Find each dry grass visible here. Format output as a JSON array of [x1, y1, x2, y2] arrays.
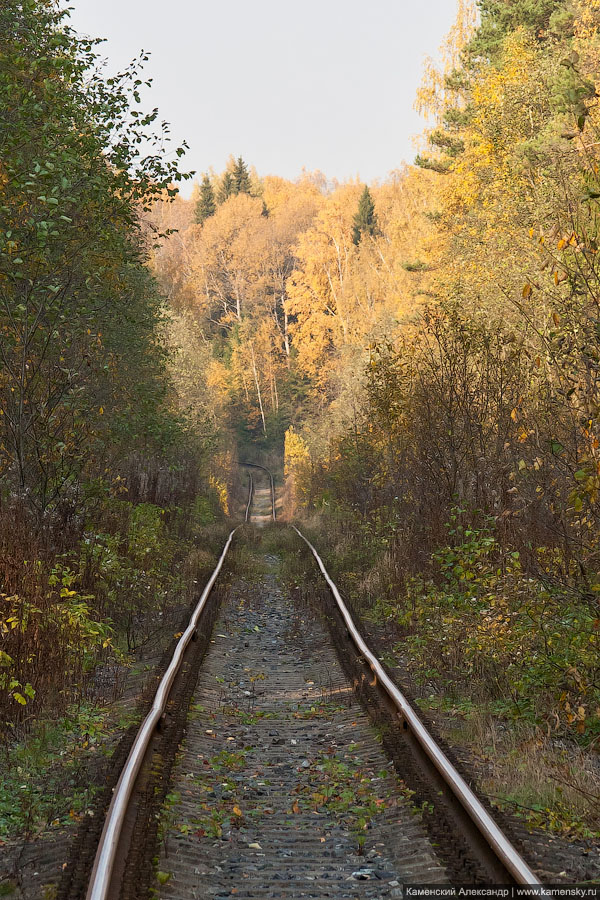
[[439, 707, 600, 837]]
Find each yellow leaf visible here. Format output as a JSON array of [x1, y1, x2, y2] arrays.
[[99, 406, 104, 415], [552, 312, 560, 326], [522, 283, 532, 298], [557, 238, 566, 250], [233, 805, 242, 817]]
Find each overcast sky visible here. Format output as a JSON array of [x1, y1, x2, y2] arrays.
[[67, 0, 458, 194]]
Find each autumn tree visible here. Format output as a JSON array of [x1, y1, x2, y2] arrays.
[[150, 169, 325, 447], [414, 0, 476, 172], [0, 0, 219, 729], [0, 0, 190, 513], [279, 0, 600, 755]]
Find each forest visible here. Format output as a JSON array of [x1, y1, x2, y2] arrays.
[[1, 0, 600, 867]]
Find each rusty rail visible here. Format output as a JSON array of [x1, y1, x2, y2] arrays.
[[292, 525, 552, 895], [85, 527, 239, 900], [244, 473, 253, 523]]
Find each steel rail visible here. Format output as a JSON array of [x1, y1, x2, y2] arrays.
[[292, 524, 552, 895], [239, 461, 276, 521], [85, 527, 239, 900], [244, 473, 253, 523]]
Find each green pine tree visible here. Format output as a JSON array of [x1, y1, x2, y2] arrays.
[[218, 171, 234, 203], [352, 186, 378, 246], [195, 174, 216, 225], [232, 156, 252, 195], [468, 0, 567, 60]]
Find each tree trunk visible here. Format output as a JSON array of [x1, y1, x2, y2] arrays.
[[250, 343, 267, 436]]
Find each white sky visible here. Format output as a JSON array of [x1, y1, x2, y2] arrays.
[[66, 0, 459, 195]]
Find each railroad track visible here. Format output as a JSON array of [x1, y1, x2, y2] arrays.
[[61, 466, 560, 900], [241, 462, 276, 523]]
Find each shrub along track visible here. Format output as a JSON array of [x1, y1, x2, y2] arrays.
[[0, 572, 205, 900], [55, 491, 599, 899]]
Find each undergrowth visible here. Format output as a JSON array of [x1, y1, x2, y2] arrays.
[[0, 701, 139, 840], [0, 482, 228, 843]]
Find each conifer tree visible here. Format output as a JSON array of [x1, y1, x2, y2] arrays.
[[218, 171, 234, 203], [195, 174, 216, 224], [232, 156, 252, 195], [468, 0, 565, 60], [352, 185, 378, 245]]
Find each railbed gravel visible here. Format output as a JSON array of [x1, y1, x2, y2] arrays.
[[156, 556, 448, 899]]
